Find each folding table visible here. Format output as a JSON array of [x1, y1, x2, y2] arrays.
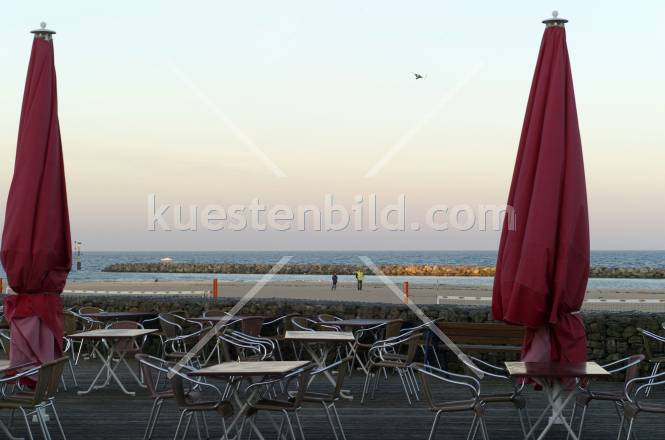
[[505, 361, 609, 440], [71, 328, 157, 396], [284, 331, 355, 400], [190, 360, 311, 440]]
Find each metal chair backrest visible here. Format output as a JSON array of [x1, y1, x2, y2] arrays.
[[384, 320, 403, 339], [291, 316, 316, 332], [159, 313, 185, 338], [106, 320, 143, 330], [78, 306, 103, 315], [413, 363, 481, 410], [289, 365, 314, 408], [240, 317, 264, 336], [44, 356, 70, 399], [624, 354, 646, 394], [317, 314, 341, 323], [638, 328, 663, 361], [63, 310, 79, 334], [136, 353, 170, 398]]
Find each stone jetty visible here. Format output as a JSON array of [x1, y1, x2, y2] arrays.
[[102, 262, 665, 278]]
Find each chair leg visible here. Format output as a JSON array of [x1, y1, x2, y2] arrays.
[[283, 411, 298, 440], [645, 362, 660, 397], [478, 416, 490, 440], [322, 403, 339, 440], [360, 372, 372, 404], [201, 412, 210, 439], [20, 408, 34, 440], [625, 417, 635, 440], [35, 408, 52, 440], [331, 403, 347, 440], [144, 399, 159, 440], [294, 410, 306, 440], [49, 402, 67, 440], [428, 411, 442, 440], [466, 414, 479, 440], [182, 412, 194, 440], [577, 404, 588, 440], [191, 413, 201, 440], [149, 400, 165, 439], [397, 370, 412, 405], [173, 410, 187, 440], [516, 407, 528, 439]]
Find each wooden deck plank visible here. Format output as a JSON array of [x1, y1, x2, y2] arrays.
[[4, 359, 665, 439]]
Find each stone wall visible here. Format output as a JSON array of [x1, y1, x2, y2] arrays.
[[64, 294, 665, 375]]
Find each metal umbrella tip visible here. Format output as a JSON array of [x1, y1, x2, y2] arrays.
[[31, 21, 56, 38], [542, 10, 568, 26]]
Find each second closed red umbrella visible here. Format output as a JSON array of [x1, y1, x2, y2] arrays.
[[492, 13, 590, 364]]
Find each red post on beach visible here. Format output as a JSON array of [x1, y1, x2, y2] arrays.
[[403, 281, 409, 304], [212, 278, 219, 299]]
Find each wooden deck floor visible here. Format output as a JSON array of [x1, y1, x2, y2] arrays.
[[4, 359, 663, 440]]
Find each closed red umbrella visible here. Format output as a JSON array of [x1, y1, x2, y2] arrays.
[[1, 23, 70, 370], [492, 12, 589, 364]]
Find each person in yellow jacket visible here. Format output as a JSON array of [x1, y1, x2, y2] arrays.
[[355, 270, 364, 291]]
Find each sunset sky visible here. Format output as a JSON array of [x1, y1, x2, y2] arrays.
[[1, 0, 663, 251]]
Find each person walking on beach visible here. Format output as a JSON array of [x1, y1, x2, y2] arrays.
[[355, 270, 364, 291], [331, 272, 338, 290]]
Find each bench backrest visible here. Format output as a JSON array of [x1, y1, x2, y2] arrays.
[[437, 322, 524, 346]]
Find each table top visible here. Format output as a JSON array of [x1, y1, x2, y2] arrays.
[[319, 319, 402, 328], [69, 328, 158, 339], [284, 331, 355, 342], [190, 315, 266, 323], [81, 311, 158, 321], [191, 360, 310, 377], [0, 360, 37, 373], [504, 361, 610, 378]]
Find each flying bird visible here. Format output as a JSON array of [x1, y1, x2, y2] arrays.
[[413, 72, 425, 79]]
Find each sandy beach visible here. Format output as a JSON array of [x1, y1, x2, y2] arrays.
[[63, 280, 665, 311]]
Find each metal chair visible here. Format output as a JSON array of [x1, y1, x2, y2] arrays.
[[567, 354, 644, 440], [637, 328, 665, 396], [621, 366, 665, 439], [362, 331, 421, 404], [413, 363, 489, 440], [461, 355, 532, 438], [136, 354, 174, 440], [242, 364, 314, 440], [261, 313, 300, 360], [293, 356, 352, 440], [169, 367, 233, 440], [0, 357, 69, 440]]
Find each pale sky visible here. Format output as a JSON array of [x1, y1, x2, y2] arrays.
[[0, 0, 663, 251]]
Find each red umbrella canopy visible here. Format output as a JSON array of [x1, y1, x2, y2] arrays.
[[492, 17, 590, 363], [1, 28, 70, 362]]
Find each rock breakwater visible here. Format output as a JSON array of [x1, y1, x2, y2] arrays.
[[102, 263, 665, 278]]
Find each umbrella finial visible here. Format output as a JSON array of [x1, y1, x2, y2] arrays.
[[542, 10, 568, 27], [31, 21, 56, 40]]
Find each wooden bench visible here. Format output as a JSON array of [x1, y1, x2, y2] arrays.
[[437, 322, 525, 353]]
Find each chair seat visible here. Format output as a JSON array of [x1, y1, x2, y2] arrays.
[[249, 399, 295, 412], [183, 400, 233, 416], [431, 399, 479, 413], [481, 393, 526, 408], [287, 390, 335, 403], [626, 400, 665, 416], [576, 390, 622, 405], [0, 395, 38, 409]]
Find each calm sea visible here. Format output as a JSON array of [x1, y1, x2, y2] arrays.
[[2, 250, 665, 289]]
